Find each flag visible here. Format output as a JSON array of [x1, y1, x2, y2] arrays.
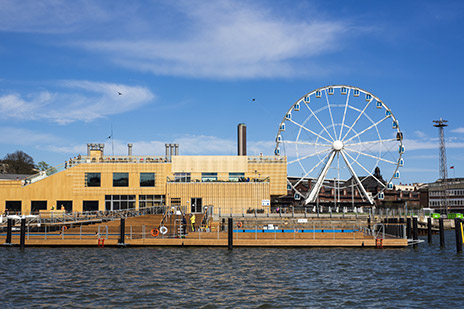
[[450, 166, 454, 169]]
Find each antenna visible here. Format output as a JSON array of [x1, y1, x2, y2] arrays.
[[433, 118, 449, 214], [111, 124, 114, 156]]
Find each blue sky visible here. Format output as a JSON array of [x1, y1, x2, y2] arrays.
[[0, 0, 463, 184]]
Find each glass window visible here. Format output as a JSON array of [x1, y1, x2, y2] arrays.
[[140, 173, 155, 187], [5, 201, 21, 213], [174, 173, 190, 183], [139, 195, 165, 208], [202, 173, 217, 182], [85, 173, 101, 187], [113, 173, 129, 187], [31, 201, 47, 213], [229, 172, 245, 182], [105, 195, 136, 211], [83, 200, 99, 212], [56, 200, 73, 212]]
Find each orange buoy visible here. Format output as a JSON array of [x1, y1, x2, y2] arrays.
[[237, 221, 243, 228], [151, 228, 160, 237]]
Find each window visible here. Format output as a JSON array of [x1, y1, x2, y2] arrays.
[[140, 173, 155, 187], [202, 173, 217, 182], [105, 195, 135, 211], [171, 198, 181, 206], [83, 200, 99, 212], [85, 173, 101, 187], [56, 200, 73, 212], [174, 173, 190, 183], [139, 195, 165, 208], [113, 173, 129, 187], [229, 172, 245, 182], [31, 201, 47, 213], [5, 201, 21, 213]]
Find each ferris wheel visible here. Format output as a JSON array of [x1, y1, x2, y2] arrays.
[[275, 85, 404, 205]]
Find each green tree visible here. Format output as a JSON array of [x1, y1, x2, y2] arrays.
[[2, 151, 36, 174], [37, 161, 50, 171]]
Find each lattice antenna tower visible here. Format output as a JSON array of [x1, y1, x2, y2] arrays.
[[433, 118, 448, 180]]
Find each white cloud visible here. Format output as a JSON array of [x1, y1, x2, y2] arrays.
[[451, 127, 464, 133], [76, 1, 350, 79], [0, 80, 155, 124]]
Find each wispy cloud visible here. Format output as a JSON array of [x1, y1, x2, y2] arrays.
[[0, 127, 63, 145], [76, 1, 350, 79], [0, 80, 155, 124], [451, 127, 464, 133]]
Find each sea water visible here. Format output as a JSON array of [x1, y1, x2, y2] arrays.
[[0, 231, 463, 307]]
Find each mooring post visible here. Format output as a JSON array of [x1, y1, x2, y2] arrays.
[[5, 218, 13, 245], [406, 217, 412, 239], [439, 218, 445, 247], [20, 217, 26, 250], [228, 217, 233, 250], [412, 217, 418, 246], [427, 217, 432, 244], [455, 219, 462, 253], [118, 218, 125, 246]]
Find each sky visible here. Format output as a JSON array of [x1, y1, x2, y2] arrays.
[[0, 0, 464, 184]]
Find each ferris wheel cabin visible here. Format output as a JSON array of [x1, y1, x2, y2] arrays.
[[294, 102, 300, 111], [328, 87, 334, 95], [341, 87, 347, 95], [315, 90, 322, 98], [353, 89, 360, 97]]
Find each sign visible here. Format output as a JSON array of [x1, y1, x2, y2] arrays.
[[262, 199, 270, 206], [297, 219, 308, 223]]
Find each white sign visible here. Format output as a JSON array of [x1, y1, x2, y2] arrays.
[[297, 219, 308, 223], [262, 199, 270, 206]]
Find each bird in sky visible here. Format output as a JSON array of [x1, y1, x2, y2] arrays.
[[252, 98, 255, 102], [118, 92, 122, 95]]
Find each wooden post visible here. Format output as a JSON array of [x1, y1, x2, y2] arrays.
[[228, 218, 233, 250], [118, 218, 125, 246], [427, 217, 432, 244], [455, 219, 462, 253], [412, 217, 418, 247], [406, 217, 411, 239], [20, 218, 26, 250], [5, 218, 12, 245], [439, 218, 445, 247]]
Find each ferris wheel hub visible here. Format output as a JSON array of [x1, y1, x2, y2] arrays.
[[332, 140, 344, 151]]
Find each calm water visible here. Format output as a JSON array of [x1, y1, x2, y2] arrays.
[[1, 231, 463, 308]]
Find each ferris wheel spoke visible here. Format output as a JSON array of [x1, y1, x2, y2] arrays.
[[303, 102, 335, 141], [292, 151, 332, 189], [287, 119, 333, 144], [305, 151, 336, 204], [339, 151, 374, 204], [343, 150, 387, 189], [341, 97, 373, 141], [344, 116, 389, 144], [344, 138, 397, 147], [288, 148, 332, 165], [324, 90, 338, 139], [338, 88, 351, 140], [281, 140, 331, 147], [344, 147, 396, 165]]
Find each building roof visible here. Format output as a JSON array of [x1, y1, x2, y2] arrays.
[[0, 174, 29, 180]]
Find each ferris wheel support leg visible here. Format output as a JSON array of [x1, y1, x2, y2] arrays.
[[340, 151, 374, 205], [305, 151, 336, 204]]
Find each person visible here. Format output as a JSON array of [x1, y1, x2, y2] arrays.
[[61, 205, 65, 211], [190, 214, 196, 232], [51, 205, 55, 210], [182, 216, 187, 236]]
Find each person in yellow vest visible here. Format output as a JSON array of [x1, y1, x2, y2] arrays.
[[190, 214, 195, 232]]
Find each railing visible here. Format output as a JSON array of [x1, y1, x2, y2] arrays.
[[0, 206, 167, 228], [166, 177, 270, 183]]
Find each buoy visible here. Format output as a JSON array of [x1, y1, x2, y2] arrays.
[[237, 221, 243, 228], [151, 228, 159, 237], [160, 226, 168, 235], [62, 226, 67, 231]]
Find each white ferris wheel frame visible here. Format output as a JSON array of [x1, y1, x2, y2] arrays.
[[275, 85, 404, 205]]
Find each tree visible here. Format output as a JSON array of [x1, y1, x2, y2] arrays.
[[2, 151, 36, 174], [37, 161, 50, 171]]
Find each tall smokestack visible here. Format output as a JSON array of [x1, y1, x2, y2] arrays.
[[128, 143, 133, 156], [238, 123, 247, 156]]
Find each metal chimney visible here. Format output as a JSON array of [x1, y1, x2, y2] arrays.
[[87, 144, 91, 156], [174, 144, 179, 156], [128, 143, 133, 156], [238, 123, 247, 156]]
